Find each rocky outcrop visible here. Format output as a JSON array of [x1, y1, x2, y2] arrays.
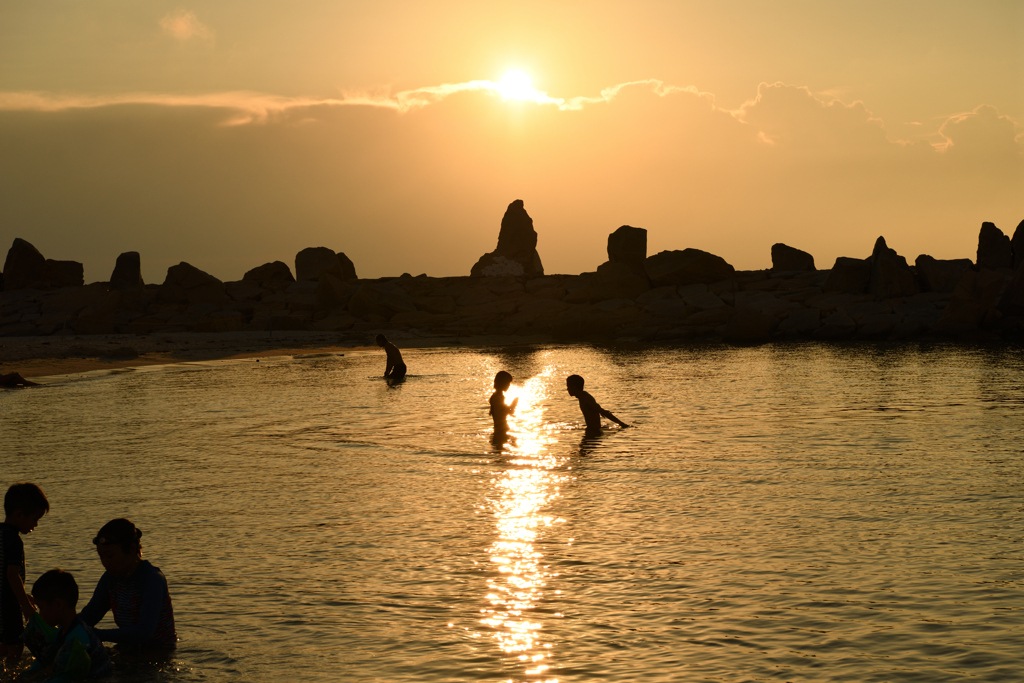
[[977, 222, 1012, 270], [110, 252, 144, 290], [867, 236, 918, 298], [244, 261, 295, 285], [4, 215, 1024, 342], [159, 262, 229, 306], [3, 238, 83, 290], [915, 255, 972, 293], [295, 248, 357, 282], [1012, 220, 1024, 270], [471, 200, 544, 277], [771, 243, 815, 271], [823, 257, 870, 293], [645, 249, 734, 286]]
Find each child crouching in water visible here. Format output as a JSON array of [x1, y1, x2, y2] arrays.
[[79, 519, 176, 651], [26, 568, 112, 680]]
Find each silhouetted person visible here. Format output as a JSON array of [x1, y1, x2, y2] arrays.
[[0, 371, 39, 388], [566, 374, 629, 432], [375, 334, 406, 380], [489, 371, 519, 438]]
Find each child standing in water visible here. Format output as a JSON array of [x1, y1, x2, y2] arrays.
[[1, 482, 49, 667], [566, 374, 629, 433], [489, 371, 519, 437], [79, 518, 176, 650]]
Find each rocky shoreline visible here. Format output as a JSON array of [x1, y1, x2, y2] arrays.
[[2, 201, 1023, 345]]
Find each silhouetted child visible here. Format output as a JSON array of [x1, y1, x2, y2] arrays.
[[489, 371, 519, 436], [566, 375, 629, 432], [79, 519, 176, 650], [375, 334, 407, 380], [1, 482, 49, 667], [26, 569, 112, 680]]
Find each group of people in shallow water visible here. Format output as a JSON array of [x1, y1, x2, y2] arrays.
[[1, 483, 175, 681], [375, 335, 630, 441]]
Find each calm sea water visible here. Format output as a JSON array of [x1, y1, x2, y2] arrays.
[[1, 343, 1022, 682]]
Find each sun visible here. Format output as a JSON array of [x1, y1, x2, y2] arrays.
[[495, 70, 535, 101]]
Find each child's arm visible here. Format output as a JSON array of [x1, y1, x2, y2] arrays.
[[599, 407, 629, 428], [508, 397, 518, 414], [7, 564, 35, 620]]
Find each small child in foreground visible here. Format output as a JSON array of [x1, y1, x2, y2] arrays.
[[565, 374, 630, 433], [489, 371, 519, 437], [1, 482, 49, 667], [26, 569, 112, 681]]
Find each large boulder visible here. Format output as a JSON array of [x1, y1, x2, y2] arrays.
[[110, 252, 144, 290], [607, 226, 647, 274], [823, 257, 870, 294], [1012, 220, 1024, 270], [867, 236, 918, 298], [645, 249, 735, 286], [295, 248, 357, 282], [915, 255, 972, 293], [592, 261, 650, 300], [160, 262, 229, 305], [471, 200, 544, 277], [2, 238, 84, 289], [771, 243, 815, 272], [977, 222, 1012, 270], [3, 238, 46, 290], [244, 260, 295, 285]]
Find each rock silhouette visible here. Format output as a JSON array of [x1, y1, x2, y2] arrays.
[[471, 200, 544, 277], [3, 212, 1024, 342], [1012, 220, 1024, 270], [295, 247, 357, 282], [771, 243, 815, 272], [977, 222, 1012, 270], [2, 238, 84, 290], [110, 252, 144, 290]]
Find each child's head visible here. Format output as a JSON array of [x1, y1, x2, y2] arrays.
[[566, 374, 585, 395], [493, 371, 513, 391], [93, 518, 143, 577], [375, 334, 387, 347], [32, 569, 79, 626], [4, 482, 49, 533]]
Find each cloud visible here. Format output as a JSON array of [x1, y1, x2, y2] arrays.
[[936, 104, 1023, 155], [160, 9, 213, 41]]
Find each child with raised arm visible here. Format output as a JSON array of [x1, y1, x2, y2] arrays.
[[26, 569, 112, 680], [79, 518, 176, 651], [489, 371, 519, 437], [566, 375, 630, 432], [1, 482, 49, 667]]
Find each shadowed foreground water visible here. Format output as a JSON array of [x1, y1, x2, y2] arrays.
[[2, 343, 1022, 682]]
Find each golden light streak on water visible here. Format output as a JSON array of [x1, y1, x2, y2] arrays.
[[478, 365, 567, 682]]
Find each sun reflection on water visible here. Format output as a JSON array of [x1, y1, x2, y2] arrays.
[[479, 366, 567, 682]]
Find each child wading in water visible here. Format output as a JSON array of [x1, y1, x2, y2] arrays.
[[489, 371, 519, 439], [566, 374, 630, 433]]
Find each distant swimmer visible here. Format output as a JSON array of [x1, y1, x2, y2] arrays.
[[375, 334, 406, 380], [566, 374, 629, 432], [0, 371, 39, 388], [489, 371, 519, 438]]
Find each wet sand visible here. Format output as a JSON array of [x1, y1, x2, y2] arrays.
[[1, 331, 472, 379]]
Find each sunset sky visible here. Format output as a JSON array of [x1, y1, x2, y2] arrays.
[[1, 1, 1021, 283]]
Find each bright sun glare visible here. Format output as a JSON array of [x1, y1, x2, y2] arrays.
[[495, 70, 535, 100]]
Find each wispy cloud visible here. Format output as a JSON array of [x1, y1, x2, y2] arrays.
[[0, 78, 714, 124], [160, 9, 213, 41]]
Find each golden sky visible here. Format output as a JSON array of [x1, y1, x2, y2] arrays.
[[1, 1, 1021, 282]]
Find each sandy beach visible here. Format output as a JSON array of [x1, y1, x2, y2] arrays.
[[0, 331, 462, 380]]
